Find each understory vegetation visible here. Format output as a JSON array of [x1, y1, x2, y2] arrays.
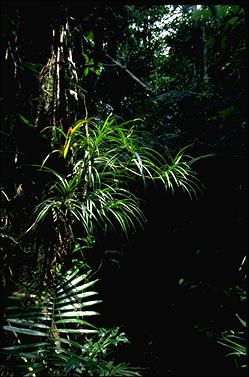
[[0, 3, 247, 376]]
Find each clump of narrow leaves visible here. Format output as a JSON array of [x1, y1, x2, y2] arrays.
[[218, 314, 247, 369], [28, 116, 202, 240]]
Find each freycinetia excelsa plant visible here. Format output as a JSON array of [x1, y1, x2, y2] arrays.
[[28, 115, 202, 241], [218, 314, 247, 369], [2, 115, 202, 376]]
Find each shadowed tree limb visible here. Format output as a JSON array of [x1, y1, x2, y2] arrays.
[[105, 53, 153, 94]]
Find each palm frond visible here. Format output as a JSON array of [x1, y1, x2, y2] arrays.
[[2, 268, 142, 376], [2, 268, 100, 375]]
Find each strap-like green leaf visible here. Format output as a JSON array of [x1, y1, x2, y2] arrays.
[[6, 319, 50, 329], [56, 280, 98, 299], [55, 300, 101, 311], [54, 310, 99, 317], [3, 325, 47, 337], [56, 291, 97, 305], [57, 328, 97, 334], [2, 342, 47, 351], [54, 318, 97, 327], [18, 114, 36, 128]]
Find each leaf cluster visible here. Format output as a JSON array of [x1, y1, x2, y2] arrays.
[[2, 267, 142, 376], [27, 116, 201, 242]]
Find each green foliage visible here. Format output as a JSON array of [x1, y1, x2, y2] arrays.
[[2, 267, 141, 376], [0, 222, 21, 287], [223, 286, 246, 303], [18, 114, 36, 128], [29, 167, 145, 239], [2, 104, 201, 376], [68, 327, 142, 376], [23, 62, 43, 75], [218, 315, 247, 369], [3, 269, 140, 377], [5, 3, 247, 376], [27, 116, 201, 242]]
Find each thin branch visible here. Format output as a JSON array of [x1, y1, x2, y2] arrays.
[[105, 53, 153, 94]]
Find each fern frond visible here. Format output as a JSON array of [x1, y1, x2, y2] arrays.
[[2, 268, 100, 375]]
